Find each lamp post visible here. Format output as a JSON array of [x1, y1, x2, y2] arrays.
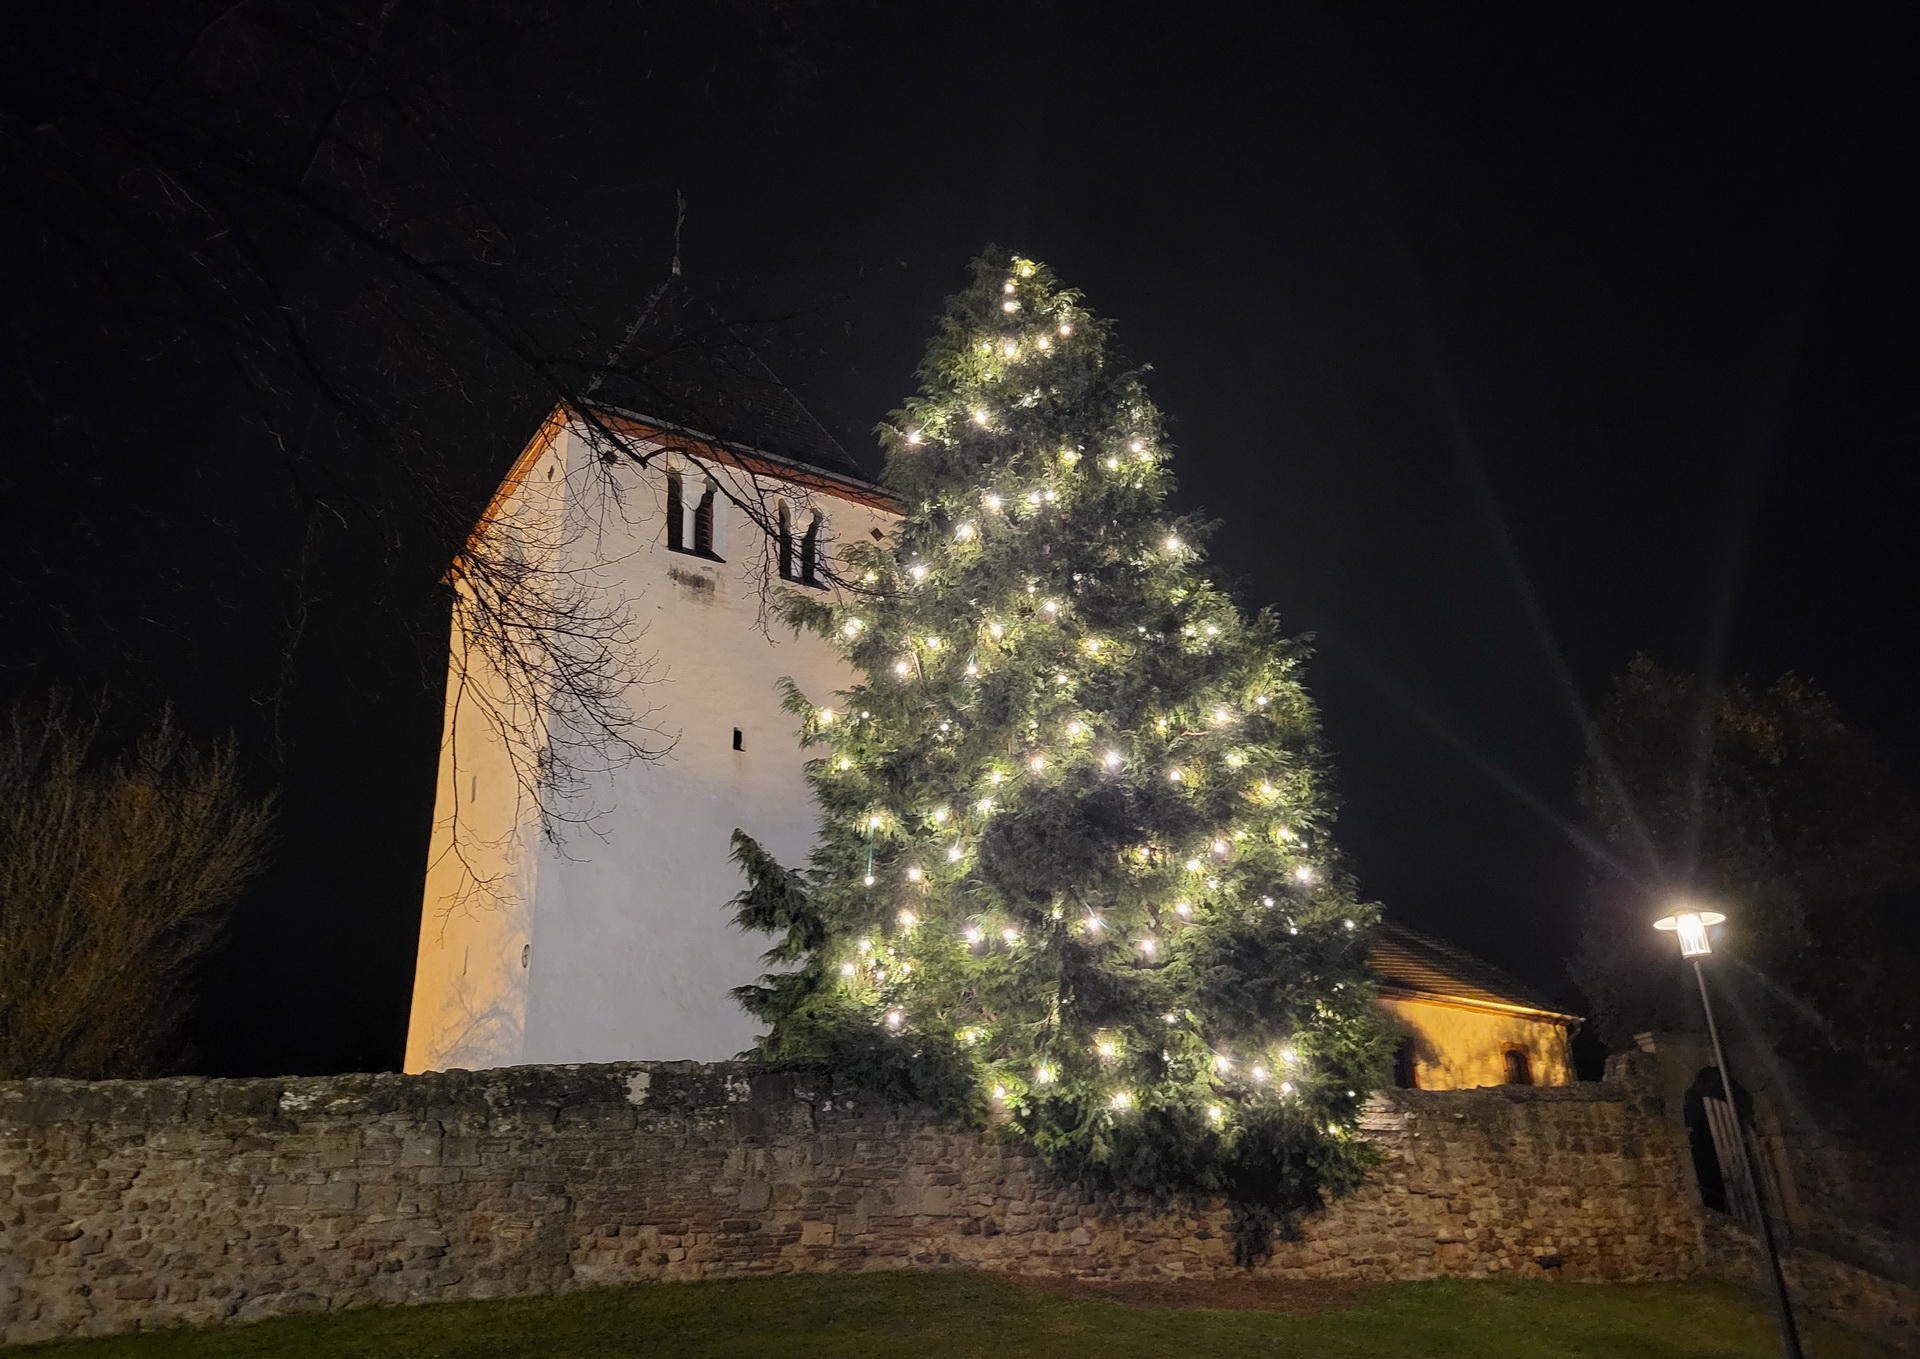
[[1654, 906, 1805, 1359]]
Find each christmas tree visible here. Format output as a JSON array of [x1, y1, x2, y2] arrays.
[[731, 250, 1388, 1214]]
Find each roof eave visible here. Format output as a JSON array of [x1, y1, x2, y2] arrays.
[[1377, 985, 1583, 1025], [572, 401, 896, 510]]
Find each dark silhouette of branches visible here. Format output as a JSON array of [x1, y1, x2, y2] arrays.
[[1, 1, 864, 862], [0, 697, 274, 1078]]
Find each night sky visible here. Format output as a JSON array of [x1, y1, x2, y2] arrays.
[[5, 3, 1916, 1076]]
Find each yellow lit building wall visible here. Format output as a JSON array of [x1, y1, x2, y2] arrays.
[[1381, 993, 1576, 1089]]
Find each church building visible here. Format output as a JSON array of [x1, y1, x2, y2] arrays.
[[403, 394, 1580, 1089]]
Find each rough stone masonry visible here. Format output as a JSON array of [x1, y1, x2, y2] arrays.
[[0, 1053, 1717, 1344]]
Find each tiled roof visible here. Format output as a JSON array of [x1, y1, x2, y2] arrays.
[[1371, 921, 1579, 1020], [584, 295, 867, 481]]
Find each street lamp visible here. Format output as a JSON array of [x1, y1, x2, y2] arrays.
[[1654, 904, 1804, 1359]]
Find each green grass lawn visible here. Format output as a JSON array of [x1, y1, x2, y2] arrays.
[[11, 1271, 1891, 1359]]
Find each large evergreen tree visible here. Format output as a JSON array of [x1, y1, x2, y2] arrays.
[[731, 251, 1387, 1213]]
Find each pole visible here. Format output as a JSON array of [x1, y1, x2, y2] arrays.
[[1692, 956, 1805, 1359]]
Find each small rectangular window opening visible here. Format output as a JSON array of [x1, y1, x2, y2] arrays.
[[777, 501, 796, 580], [732, 728, 744, 751], [694, 484, 717, 557], [665, 472, 685, 552], [799, 511, 825, 587]]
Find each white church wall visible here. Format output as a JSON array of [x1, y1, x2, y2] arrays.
[[403, 416, 570, 1073], [405, 413, 893, 1072]]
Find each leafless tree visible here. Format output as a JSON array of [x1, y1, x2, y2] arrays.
[[0, 698, 275, 1079]]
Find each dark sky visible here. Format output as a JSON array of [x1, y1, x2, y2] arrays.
[[6, 2, 1916, 1075]]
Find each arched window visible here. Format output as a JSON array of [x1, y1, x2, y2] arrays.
[[798, 511, 824, 586], [664, 471, 685, 552], [693, 482, 718, 558], [1502, 1047, 1532, 1086], [777, 501, 796, 580]]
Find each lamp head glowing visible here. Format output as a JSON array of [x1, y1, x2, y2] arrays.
[[1654, 906, 1727, 958]]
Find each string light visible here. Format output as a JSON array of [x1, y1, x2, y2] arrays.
[[766, 256, 1376, 1214]]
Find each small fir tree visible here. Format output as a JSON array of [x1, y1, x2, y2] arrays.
[[731, 251, 1388, 1213]]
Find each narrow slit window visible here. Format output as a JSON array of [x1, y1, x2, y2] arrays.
[[777, 501, 795, 579], [799, 511, 824, 586], [732, 727, 744, 751], [694, 482, 718, 558], [665, 472, 685, 552]]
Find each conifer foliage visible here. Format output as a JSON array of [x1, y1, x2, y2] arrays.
[[731, 251, 1388, 1212]]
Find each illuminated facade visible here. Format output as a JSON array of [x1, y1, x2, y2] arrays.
[[403, 405, 895, 1073], [1372, 922, 1581, 1088]]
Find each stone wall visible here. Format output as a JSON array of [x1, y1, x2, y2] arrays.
[[0, 1058, 1705, 1344]]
